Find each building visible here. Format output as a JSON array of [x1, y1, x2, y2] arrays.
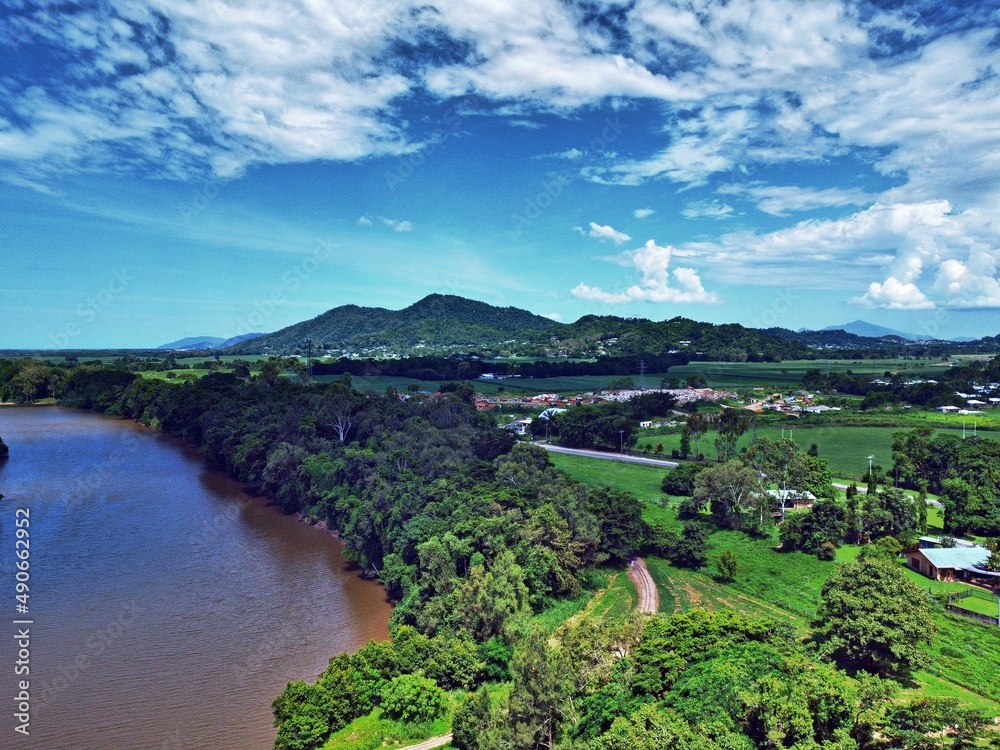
[[906, 546, 990, 582]]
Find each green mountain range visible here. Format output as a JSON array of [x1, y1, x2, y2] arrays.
[[223, 294, 998, 361], [227, 294, 816, 361]]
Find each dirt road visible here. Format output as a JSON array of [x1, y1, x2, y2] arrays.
[[628, 557, 659, 613]]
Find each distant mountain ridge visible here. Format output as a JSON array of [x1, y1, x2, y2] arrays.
[[212, 295, 996, 360], [159, 332, 267, 350], [821, 320, 935, 341]]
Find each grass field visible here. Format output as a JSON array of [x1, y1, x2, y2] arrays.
[[636, 425, 969, 480], [666, 359, 950, 388], [323, 707, 453, 750], [551, 450, 1000, 713]]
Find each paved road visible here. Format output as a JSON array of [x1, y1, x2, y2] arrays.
[[398, 734, 452, 750], [628, 557, 659, 613], [538, 443, 679, 468]]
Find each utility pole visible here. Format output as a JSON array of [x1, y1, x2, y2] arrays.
[[639, 359, 646, 391], [305, 338, 313, 378], [619, 429, 625, 460]]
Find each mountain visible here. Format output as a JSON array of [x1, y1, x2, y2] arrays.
[[158, 332, 268, 350], [220, 332, 268, 347], [227, 294, 561, 355], [158, 336, 226, 350], [227, 293, 815, 361], [821, 320, 935, 341]]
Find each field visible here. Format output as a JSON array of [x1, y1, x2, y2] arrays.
[[636, 425, 969, 480], [666, 359, 949, 388], [551, 451, 1000, 714]]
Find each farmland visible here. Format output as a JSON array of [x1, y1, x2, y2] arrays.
[[552, 451, 1000, 714], [635, 425, 970, 480]]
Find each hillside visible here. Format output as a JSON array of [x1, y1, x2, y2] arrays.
[[227, 294, 560, 356], [227, 294, 817, 361]]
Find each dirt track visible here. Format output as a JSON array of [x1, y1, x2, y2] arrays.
[[629, 557, 659, 613]]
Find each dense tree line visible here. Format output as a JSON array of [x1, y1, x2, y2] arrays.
[[892, 427, 1000, 535], [801, 354, 1000, 410], [678, 436, 835, 536], [548, 392, 678, 451]]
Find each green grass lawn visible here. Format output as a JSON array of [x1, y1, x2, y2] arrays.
[[323, 707, 453, 750], [636, 425, 968, 480], [547, 451, 669, 502], [949, 593, 1000, 619]]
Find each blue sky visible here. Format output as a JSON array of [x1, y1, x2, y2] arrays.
[[2, 0, 1000, 348]]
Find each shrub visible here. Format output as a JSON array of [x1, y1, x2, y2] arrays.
[[817, 541, 837, 561], [379, 674, 448, 724]]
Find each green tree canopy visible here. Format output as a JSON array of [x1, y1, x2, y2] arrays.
[[816, 547, 936, 677]]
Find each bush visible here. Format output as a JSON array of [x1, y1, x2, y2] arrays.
[[379, 674, 448, 724], [661, 462, 709, 496], [817, 541, 837, 561]]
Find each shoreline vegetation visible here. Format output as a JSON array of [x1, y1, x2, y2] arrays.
[[2, 355, 1000, 749]]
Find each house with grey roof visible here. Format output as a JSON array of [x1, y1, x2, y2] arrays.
[[906, 545, 993, 582]]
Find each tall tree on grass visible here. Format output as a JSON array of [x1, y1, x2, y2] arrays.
[[816, 547, 935, 678], [682, 412, 708, 460], [691, 460, 760, 531], [713, 409, 753, 463]]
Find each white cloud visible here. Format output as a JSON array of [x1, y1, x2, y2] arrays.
[[586, 222, 631, 244], [633, 208, 655, 219], [357, 215, 373, 227], [681, 200, 1000, 308], [682, 200, 734, 220], [381, 217, 414, 232], [719, 183, 875, 217], [572, 239, 720, 304], [851, 277, 935, 310], [543, 312, 562, 321], [544, 148, 584, 160]]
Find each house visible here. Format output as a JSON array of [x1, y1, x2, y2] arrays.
[[936, 405, 960, 413], [906, 546, 990, 582], [761, 488, 816, 510], [639, 420, 653, 429]]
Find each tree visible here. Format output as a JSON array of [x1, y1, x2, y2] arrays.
[[713, 409, 752, 463], [379, 674, 448, 724], [717, 549, 737, 582], [691, 460, 759, 530], [661, 462, 709, 496], [682, 413, 707, 460], [505, 631, 576, 750], [0, 435, 7, 458], [671, 523, 710, 569], [816, 547, 936, 677]]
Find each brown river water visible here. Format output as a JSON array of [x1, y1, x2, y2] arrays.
[[0, 406, 391, 750]]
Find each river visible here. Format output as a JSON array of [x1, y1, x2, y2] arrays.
[[0, 406, 392, 750]]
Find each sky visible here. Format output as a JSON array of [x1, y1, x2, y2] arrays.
[[2, 0, 1000, 348]]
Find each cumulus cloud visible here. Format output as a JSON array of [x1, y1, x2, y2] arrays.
[[381, 217, 414, 232], [681, 200, 1000, 308], [585, 222, 632, 244], [572, 239, 720, 304], [682, 200, 734, 220], [633, 208, 655, 219], [851, 277, 935, 310], [357, 215, 373, 227], [543, 312, 562, 320]]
